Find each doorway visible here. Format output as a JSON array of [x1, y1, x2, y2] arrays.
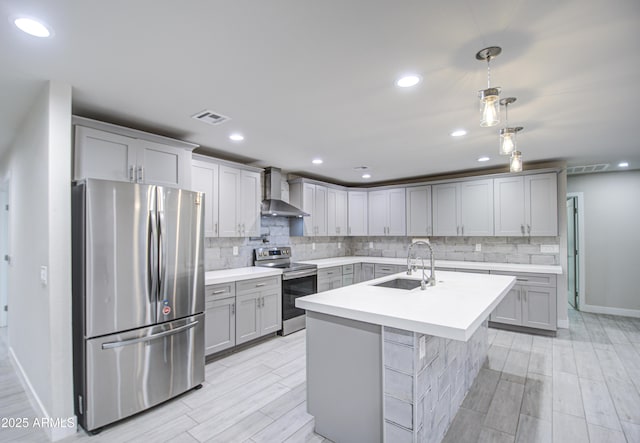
[[0, 181, 8, 327], [566, 193, 585, 310]]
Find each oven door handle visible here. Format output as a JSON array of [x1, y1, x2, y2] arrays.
[[283, 269, 318, 280]]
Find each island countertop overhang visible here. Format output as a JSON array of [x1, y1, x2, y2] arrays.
[[296, 270, 516, 341]]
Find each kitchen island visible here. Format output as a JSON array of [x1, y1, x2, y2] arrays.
[[296, 270, 515, 443]]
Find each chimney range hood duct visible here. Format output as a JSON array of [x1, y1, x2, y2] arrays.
[[261, 167, 309, 217]]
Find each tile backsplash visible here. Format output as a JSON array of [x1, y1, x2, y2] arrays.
[[204, 216, 560, 271]]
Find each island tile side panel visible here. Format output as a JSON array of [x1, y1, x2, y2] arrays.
[[382, 321, 488, 443]]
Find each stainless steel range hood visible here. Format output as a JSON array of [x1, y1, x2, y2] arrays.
[[261, 167, 309, 217]]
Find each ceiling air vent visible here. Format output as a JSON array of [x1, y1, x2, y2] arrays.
[[567, 164, 610, 175], [191, 110, 230, 125]]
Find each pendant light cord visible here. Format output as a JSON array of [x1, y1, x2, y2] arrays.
[[486, 57, 491, 88]]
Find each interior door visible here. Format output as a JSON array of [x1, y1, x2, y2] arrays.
[[84, 180, 157, 338], [157, 187, 204, 322], [567, 197, 578, 308]]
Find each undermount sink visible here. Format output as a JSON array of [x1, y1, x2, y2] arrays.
[[373, 278, 423, 290]]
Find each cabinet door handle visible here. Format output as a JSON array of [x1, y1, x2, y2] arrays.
[[255, 283, 266, 287], [212, 289, 227, 294], [242, 223, 246, 236], [461, 225, 464, 236], [129, 165, 135, 182], [214, 223, 218, 234], [521, 224, 525, 235], [523, 290, 527, 302], [456, 226, 460, 235], [137, 166, 144, 183], [238, 223, 241, 235], [261, 297, 265, 308], [527, 224, 531, 235], [517, 290, 521, 301], [516, 278, 529, 282], [231, 303, 235, 315]]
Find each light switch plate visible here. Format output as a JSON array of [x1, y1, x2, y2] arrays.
[[312, 243, 316, 250], [475, 243, 482, 252], [40, 266, 48, 286], [540, 244, 559, 253], [338, 242, 342, 249], [369, 242, 374, 249], [232, 246, 238, 256]]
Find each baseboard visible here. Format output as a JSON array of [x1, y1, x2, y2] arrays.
[[557, 318, 569, 329], [9, 347, 77, 441], [580, 303, 640, 319]]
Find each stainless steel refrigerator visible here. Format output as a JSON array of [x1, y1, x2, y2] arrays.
[[72, 179, 205, 432]]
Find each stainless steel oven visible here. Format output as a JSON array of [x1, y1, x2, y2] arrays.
[[254, 247, 317, 335]]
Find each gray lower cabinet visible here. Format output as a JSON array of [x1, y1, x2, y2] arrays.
[[342, 264, 354, 286], [205, 283, 236, 355], [374, 263, 403, 279], [235, 276, 282, 345], [318, 266, 343, 292], [490, 272, 557, 331], [362, 263, 375, 282]]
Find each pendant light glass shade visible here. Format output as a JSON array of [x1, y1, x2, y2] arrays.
[[479, 88, 500, 127], [476, 47, 502, 127], [510, 151, 523, 172], [500, 126, 522, 156]]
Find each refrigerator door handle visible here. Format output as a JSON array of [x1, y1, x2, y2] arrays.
[[101, 320, 199, 350], [157, 189, 166, 299], [149, 205, 158, 305]]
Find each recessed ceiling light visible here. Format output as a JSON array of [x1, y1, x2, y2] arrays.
[[13, 17, 52, 38], [362, 173, 372, 179], [229, 133, 244, 141], [396, 75, 421, 88], [477, 156, 491, 162], [312, 158, 323, 165], [450, 129, 467, 137], [618, 161, 629, 168]]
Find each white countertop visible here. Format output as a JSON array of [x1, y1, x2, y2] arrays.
[[297, 256, 562, 275], [296, 270, 515, 341], [205, 267, 282, 285]]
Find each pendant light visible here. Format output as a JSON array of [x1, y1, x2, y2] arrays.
[[476, 46, 502, 127], [499, 97, 523, 156], [510, 151, 523, 172]]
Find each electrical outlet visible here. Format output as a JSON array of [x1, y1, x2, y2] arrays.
[[338, 242, 342, 249], [369, 242, 374, 249], [540, 244, 559, 253], [312, 242, 316, 250], [232, 246, 238, 256], [475, 243, 482, 252]]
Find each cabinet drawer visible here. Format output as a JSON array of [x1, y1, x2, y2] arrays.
[[318, 266, 342, 280], [374, 264, 401, 275], [236, 276, 281, 294], [491, 271, 556, 287], [342, 264, 354, 275], [205, 283, 235, 301]]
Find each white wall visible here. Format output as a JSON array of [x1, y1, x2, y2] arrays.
[[0, 81, 74, 440], [567, 171, 640, 316]]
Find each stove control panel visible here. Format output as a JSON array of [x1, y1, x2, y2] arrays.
[[254, 246, 291, 261]]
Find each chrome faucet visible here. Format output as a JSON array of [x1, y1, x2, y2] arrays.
[[407, 240, 436, 288]]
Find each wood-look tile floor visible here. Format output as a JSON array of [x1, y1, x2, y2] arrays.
[[1, 307, 640, 442]]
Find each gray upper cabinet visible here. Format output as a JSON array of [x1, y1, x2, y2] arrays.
[[327, 188, 348, 236], [347, 191, 368, 236], [290, 181, 328, 236], [74, 119, 195, 189], [433, 179, 494, 236], [191, 159, 219, 237], [218, 165, 261, 237], [494, 173, 558, 237], [368, 188, 406, 236], [406, 185, 432, 237]]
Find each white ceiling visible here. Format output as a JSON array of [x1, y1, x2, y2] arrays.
[[1, 0, 639, 184]]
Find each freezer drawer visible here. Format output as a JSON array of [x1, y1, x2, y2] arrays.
[[82, 314, 204, 431]]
